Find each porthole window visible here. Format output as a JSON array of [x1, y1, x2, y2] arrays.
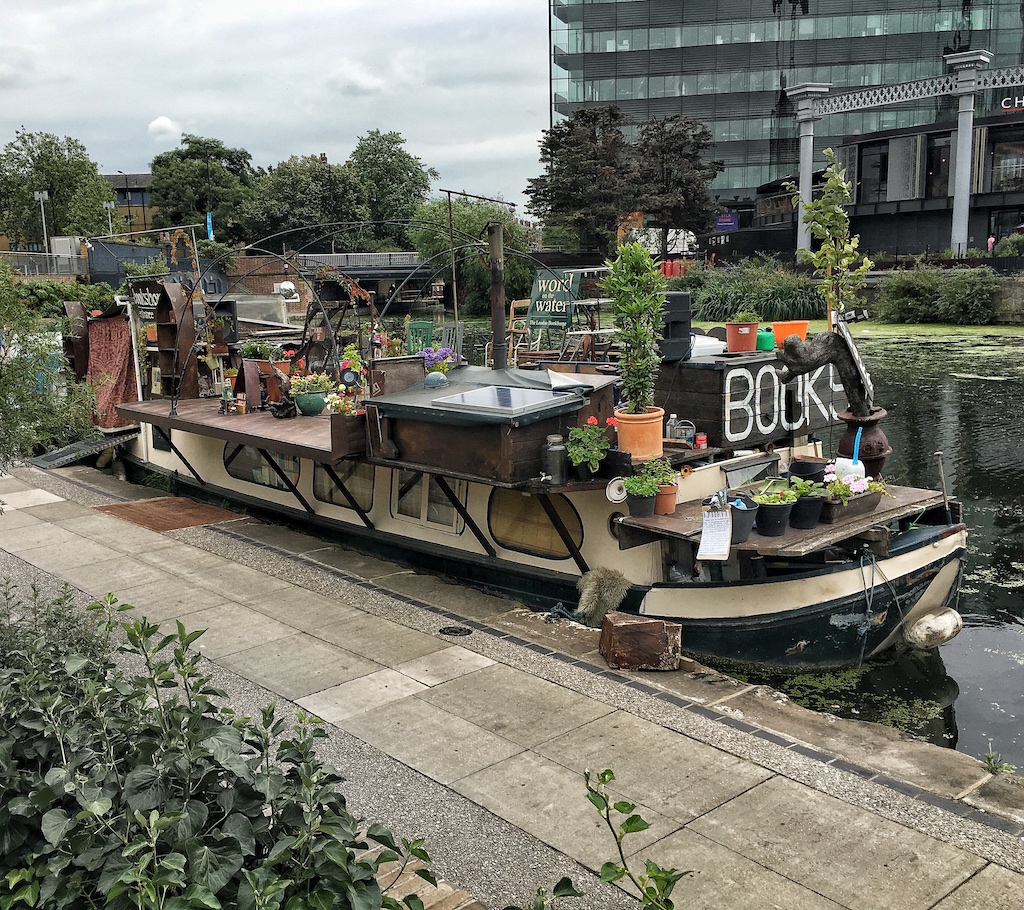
[[488, 489, 583, 560]]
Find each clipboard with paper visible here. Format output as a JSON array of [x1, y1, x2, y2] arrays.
[[696, 489, 733, 561]]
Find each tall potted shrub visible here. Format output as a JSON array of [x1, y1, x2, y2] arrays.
[[601, 242, 667, 461]]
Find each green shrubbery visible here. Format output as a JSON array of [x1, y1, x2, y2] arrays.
[[0, 586, 434, 910], [13, 279, 115, 319], [876, 266, 999, 324], [669, 255, 820, 322], [993, 232, 1024, 257]]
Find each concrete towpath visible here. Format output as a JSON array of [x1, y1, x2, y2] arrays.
[[2, 463, 1023, 910]]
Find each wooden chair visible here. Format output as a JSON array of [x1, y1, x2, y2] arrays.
[[440, 321, 464, 357], [406, 321, 434, 354]]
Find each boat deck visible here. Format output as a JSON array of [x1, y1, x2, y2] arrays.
[[617, 485, 950, 557], [117, 398, 347, 463]]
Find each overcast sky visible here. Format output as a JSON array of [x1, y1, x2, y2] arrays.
[[2, 0, 549, 211]]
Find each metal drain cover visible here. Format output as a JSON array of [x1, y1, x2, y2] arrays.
[[439, 626, 472, 637]]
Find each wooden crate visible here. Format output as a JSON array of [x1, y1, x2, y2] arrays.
[[330, 412, 367, 458]]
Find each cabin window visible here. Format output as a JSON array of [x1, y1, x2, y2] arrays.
[[392, 470, 465, 532], [151, 426, 171, 453], [223, 444, 300, 491], [487, 489, 583, 561], [312, 461, 374, 511]]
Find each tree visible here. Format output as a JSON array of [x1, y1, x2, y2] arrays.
[[789, 148, 872, 319], [0, 263, 96, 469], [350, 130, 438, 250], [149, 135, 254, 243], [0, 129, 117, 243], [236, 155, 368, 253], [409, 198, 534, 316], [633, 116, 722, 258], [526, 106, 633, 257], [526, 106, 722, 257]]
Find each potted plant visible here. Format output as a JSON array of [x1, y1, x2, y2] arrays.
[[725, 309, 759, 353], [622, 471, 660, 518], [600, 242, 668, 462], [566, 416, 614, 480], [289, 372, 336, 416], [643, 456, 679, 515], [224, 367, 239, 393], [788, 476, 827, 529], [820, 470, 887, 524], [419, 346, 456, 374], [752, 487, 797, 536]]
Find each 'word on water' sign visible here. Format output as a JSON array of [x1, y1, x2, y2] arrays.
[[528, 269, 580, 329]]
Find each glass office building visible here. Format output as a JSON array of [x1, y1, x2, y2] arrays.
[[549, 1, 1024, 205]]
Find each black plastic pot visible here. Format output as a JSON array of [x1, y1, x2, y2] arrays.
[[789, 495, 825, 529], [625, 492, 656, 518], [755, 501, 793, 537], [729, 494, 759, 543], [789, 457, 828, 485]]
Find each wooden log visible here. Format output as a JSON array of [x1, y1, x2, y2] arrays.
[[599, 611, 681, 671]]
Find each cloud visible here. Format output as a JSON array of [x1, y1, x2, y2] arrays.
[[148, 117, 183, 145]]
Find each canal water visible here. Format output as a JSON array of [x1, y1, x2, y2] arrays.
[[779, 330, 1024, 768]]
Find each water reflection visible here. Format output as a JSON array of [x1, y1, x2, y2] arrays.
[[852, 332, 1023, 766]]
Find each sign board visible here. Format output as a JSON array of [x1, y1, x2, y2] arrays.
[[715, 210, 739, 232], [128, 280, 164, 321], [528, 269, 580, 330], [431, 282, 445, 299]]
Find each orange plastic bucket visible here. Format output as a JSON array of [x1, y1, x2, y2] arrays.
[[771, 320, 810, 347]]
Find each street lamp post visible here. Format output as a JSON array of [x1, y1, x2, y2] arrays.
[[102, 201, 115, 234], [33, 190, 49, 260]]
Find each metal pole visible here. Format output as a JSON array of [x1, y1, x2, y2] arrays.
[[785, 84, 831, 256], [446, 190, 460, 330], [488, 222, 508, 370], [34, 191, 49, 255]]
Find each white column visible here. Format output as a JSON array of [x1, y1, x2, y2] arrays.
[[786, 84, 832, 255], [945, 50, 992, 256]]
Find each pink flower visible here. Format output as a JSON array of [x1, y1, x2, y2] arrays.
[[847, 477, 869, 495]]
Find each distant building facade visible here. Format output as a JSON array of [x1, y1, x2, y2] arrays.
[[550, 1, 1024, 252]]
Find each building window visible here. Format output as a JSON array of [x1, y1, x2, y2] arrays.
[[488, 489, 583, 561], [859, 142, 889, 203], [313, 461, 374, 511], [925, 135, 952, 198], [991, 138, 1024, 193], [224, 445, 300, 491], [393, 470, 464, 532]]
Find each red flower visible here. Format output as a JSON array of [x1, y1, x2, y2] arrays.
[[606, 416, 618, 427], [586, 415, 598, 425]]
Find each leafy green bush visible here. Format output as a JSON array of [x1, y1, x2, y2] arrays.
[[876, 266, 998, 324], [994, 232, 1024, 257], [0, 590, 434, 910], [14, 279, 115, 319], [674, 256, 820, 322]]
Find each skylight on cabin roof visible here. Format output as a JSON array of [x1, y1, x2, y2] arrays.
[[431, 385, 577, 418]]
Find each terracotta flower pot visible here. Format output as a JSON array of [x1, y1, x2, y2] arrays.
[[655, 483, 678, 515], [725, 321, 758, 353], [615, 407, 665, 462]]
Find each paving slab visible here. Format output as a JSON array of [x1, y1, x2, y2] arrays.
[[964, 772, 1024, 826], [305, 545, 415, 581], [187, 561, 294, 604], [931, 863, 1024, 909], [22, 499, 95, 521], [218, 633, 383, 700], [376, 571, 510, 621], [339, 697, 524, 784], [0, 509, 44, 531], [56, 512, 182, 552], [0, 522, 83, 554], [135, 544, 236, 577], [298, 668, 429, 723], [0, 488, 64, 509], [396, 646, 495, 686], [170, 601, 298, 659], [536, 710, 774, 824], [224, 518, 330, 554], [418, 663, 615, 748], [246, 586, 363, 631], [114, 576, 240, 621], [18, 537, 130, 572], [636, 827, 845, 909], [318, 613, 448, 665], [53, 553, 173, 596], [689, 775, 986, 910], [453, 750, 674, 872], [0, 476, 33, 495]]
